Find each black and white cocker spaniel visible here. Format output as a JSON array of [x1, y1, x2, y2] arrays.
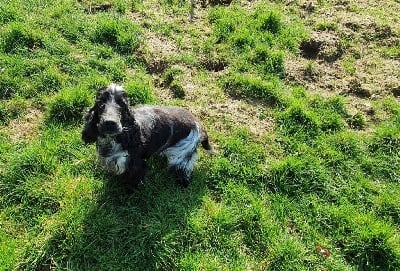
[[82, 83, 213, 189]]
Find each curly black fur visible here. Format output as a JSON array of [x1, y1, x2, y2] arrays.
[[82, 84, 213, 189]]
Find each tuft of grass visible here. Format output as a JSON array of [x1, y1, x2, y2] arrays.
[[0, 98, 29, 125], [46, 87, 92, 124], [33, 67, 67, 96], [369, 120, 400, 156], [90, 15, 142, 55], [266, 155, 330, 197], [315, 21, 339, 31], [342, 55, 357, 75], [256, 9, 282, 34], [0, 2, 20, 24], [251, 45, 285, 75], [0, 74, 20, 99], [170, 83, 186, 99], [124, 77, 156, 105], [277, 104, 321, 138], [1, 22, 44, 54], [313, 203, 400, 270], [162, 67, 184, 87], [278, 95, 347, 139], [347, 112, 366, 129], [221, 73, 285, 107]]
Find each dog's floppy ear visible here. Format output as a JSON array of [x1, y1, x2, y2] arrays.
[[118, 89, 129, 108], [82, 104, 99, 144], [82, 86, 108, 144]]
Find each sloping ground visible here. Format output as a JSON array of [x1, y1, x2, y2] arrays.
[[135, 0, 276, 137], [285, 0, 400, 121], [0, 0, 399, 270]]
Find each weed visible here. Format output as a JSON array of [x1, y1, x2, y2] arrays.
[[347, 112, 366, 129], [170, 83, 186, 99]]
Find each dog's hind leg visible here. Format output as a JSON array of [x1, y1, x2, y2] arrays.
[[162, 126, 202, 187], [169, 150, 198, 187]]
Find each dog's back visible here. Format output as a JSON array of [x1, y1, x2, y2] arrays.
[[132, 105, 212, 155]]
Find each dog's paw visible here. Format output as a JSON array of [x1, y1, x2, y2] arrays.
[[178, 177, 190, 188]]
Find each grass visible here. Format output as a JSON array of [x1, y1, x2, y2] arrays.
[[1, 0, 400, 270]]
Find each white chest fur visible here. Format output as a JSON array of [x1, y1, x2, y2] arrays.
[[97, 138, 129, 175]]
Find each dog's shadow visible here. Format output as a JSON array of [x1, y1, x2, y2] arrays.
[[63, 157, 209, 270]]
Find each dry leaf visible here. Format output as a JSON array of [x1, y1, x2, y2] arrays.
[[316, 245, 331, 256]]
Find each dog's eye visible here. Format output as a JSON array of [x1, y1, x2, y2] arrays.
[[100, 92, 111, 102], [97, 103, 106, 112], [116, 97, 127, 107]]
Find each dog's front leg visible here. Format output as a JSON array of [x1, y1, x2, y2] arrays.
[[120, 158, 147, 190]]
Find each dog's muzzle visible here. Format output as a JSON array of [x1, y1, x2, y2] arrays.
[[98, 102, 123, 136], [98, 120, 123, 136]]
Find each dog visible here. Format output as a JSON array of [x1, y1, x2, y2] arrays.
[[82, 83, 213, 189]]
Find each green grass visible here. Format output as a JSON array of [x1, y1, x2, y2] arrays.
[[1, 0, 400, 270], [0, 98, 29, 125], [221, 73, 285, 107], [206, 3, 307, 78]]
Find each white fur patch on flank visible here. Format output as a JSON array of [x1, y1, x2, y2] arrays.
[[161, 124, 201, 174], [98, 138, 129, 175]]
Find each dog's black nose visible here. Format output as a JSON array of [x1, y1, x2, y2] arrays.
[[102, 120, 117, 128], [99, 120, 122, 135]]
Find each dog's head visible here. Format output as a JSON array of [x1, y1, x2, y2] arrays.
[[82, 84, 130, 144]]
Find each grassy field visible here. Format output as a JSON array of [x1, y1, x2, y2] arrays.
[[1, 0, 399, 270]]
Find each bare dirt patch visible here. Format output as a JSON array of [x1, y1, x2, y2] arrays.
[[84, 2, 112, 14], [300, 32, 343, 62], [199, 57, 228, 72], [4, 107, 44, 142], [196, 101, 275, 137], [286, 0, 400, 124]]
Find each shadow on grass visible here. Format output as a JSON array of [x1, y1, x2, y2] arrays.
[[32, 160, 209, 271]]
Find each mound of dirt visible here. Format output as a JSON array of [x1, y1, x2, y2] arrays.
[[300, 32, 343, 62]]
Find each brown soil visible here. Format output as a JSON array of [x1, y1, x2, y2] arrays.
[[4, 107, 44, 142], [286, 0, 400, 122]]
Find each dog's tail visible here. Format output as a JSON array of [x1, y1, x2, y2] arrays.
[[201, 138, 215, 154], [199, 125, 216, 154]]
